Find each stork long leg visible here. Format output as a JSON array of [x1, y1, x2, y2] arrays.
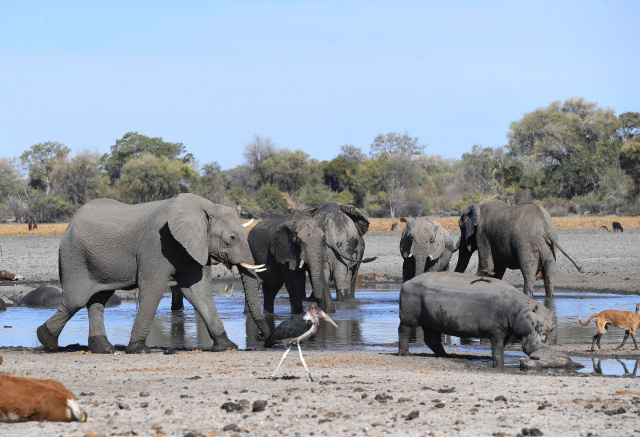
[[271, 344, 292, 380], [297, 342, 313, 382]]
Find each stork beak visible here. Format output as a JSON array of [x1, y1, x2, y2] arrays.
[[317, 309, 338, 329]]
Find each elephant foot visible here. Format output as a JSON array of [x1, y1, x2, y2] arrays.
[[88, 335, 116, 354], [125, 341, 151, 354], [37, 323, 59, 351], [210, 332, 238, 352], [398, 349, 413, 357]]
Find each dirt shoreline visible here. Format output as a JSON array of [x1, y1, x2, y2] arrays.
[[1, 229, 640, 436]]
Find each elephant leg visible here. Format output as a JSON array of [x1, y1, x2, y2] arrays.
[[283, 272, 306, 314], [126, 281, 166, 354], [170, 284, 184, 311], [332, 262, 351, 302], [422, 325, 446, 357], [490, 330, 507, 368], [87, 290, 116, 354], [398, 322, 415, 356], [37, 285, 90, 351], [492, 265, 507, 280], [520, 263, 538, 297], [541, 261, 555, 297], [178, 272, 238, 352], [348, 264, 360, 300], [262, 280, 285, 314]]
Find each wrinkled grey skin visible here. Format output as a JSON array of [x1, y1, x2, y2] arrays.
[[400, 218, 457, 282], [454, 200, 584, 297], [308, 203, 375, 301], [248, 210, 335, 314], [37, 193, 270, 354], [398, 272, 556, 368]]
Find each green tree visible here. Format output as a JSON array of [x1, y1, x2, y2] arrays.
[[51, 149, 106, 205], [263, 149, 315, 195], [242, 134, 277, 187], [370, 132, 427, 217], [103, 132, 187, 184], [0, 158, 23, 200], [116, 153, 193, 203], [255, 184, 288, 214], [192, 161, 228, 204], [619, 137, 640, 194], [507, 98, 621, 198], [20, 141, 71, 194]]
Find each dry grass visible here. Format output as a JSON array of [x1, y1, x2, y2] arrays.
[[0, 215, 636, 237], [0, 223, 69, 237], [370, 216, 639, 232]]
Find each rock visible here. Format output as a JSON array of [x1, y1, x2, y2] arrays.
[[252, 400, 267, 412], [520, 347, 584, 370]]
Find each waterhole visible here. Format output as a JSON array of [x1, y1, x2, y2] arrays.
[[1, 284, 638, 376]]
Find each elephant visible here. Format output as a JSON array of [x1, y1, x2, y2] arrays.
[[248, 210, 335, 314], [307, 203, 376, 301], [454, 200, 584, 297], [36, 193, 270, 354], [400, 217, 457, 282], [398, 272, 556, 368]]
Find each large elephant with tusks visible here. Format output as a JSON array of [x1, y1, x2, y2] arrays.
[[37, 194, 270, 354], [398, 272, 556, 368]]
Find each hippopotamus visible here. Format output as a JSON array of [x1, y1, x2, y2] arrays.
[[398, 272, 555, 368]]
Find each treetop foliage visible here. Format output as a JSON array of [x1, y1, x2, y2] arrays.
[[2, 98, 639, 222]]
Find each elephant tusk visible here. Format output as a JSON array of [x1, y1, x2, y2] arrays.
[[299, 259, 305, 269], [254, 267, 267, 273], [428, 254, 434, 260], [239, 262, 266, 271], [408, 253, 413, 258], [242, 218, 254, 228]]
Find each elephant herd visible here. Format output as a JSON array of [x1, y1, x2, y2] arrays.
[[34, 194, 583, 364]]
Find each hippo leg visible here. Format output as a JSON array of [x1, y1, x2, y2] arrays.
[[423, 326, 446, 357], [398, 322, 414, 356], [87, 290, 116, 354]]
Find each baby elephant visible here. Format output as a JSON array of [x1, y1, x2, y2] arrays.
[[398, 272, 555, 368]]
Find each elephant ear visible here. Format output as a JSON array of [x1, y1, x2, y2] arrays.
[[339, 204, 370, 236], [462, 204, 480, 239], [399, 226, 413, 258], [430, 224, 447, 259], [168, 193, 211, 266], [271, 223, 299, 270]]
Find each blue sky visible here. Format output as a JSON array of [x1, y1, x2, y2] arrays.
[[1, 1, 638, 170]]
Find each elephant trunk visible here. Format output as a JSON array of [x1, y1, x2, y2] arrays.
[[308, 263, 336, 313], [238, 267, 270, 340], [413, 251, 429, 275]]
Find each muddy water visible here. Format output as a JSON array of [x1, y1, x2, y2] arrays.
[[1, 284, 638, 375]]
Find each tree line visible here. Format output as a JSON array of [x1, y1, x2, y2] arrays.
[[1, 97, 639, 223]]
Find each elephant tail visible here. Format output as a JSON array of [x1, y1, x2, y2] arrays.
[[546, 235, 585, 273], [578, 314, 598, 326]]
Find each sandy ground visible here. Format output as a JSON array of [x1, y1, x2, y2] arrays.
[[1, 228, 640, 436]]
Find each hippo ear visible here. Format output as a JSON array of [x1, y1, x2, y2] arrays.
[[271, 223, 299, 270], [168, 193, 211, 266], [339, 204, 370, 236]]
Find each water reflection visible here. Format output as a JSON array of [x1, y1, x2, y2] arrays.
[[2, 286, 639, 357], [573, 357, 640, 376]]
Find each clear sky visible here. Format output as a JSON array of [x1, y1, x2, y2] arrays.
[[1, 1, 638, 170]]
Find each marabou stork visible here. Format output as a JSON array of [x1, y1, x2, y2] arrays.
[[264, 304, 338, 381]]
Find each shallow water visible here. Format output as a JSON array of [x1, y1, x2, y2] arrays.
[[1, 284, 639, 376]]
